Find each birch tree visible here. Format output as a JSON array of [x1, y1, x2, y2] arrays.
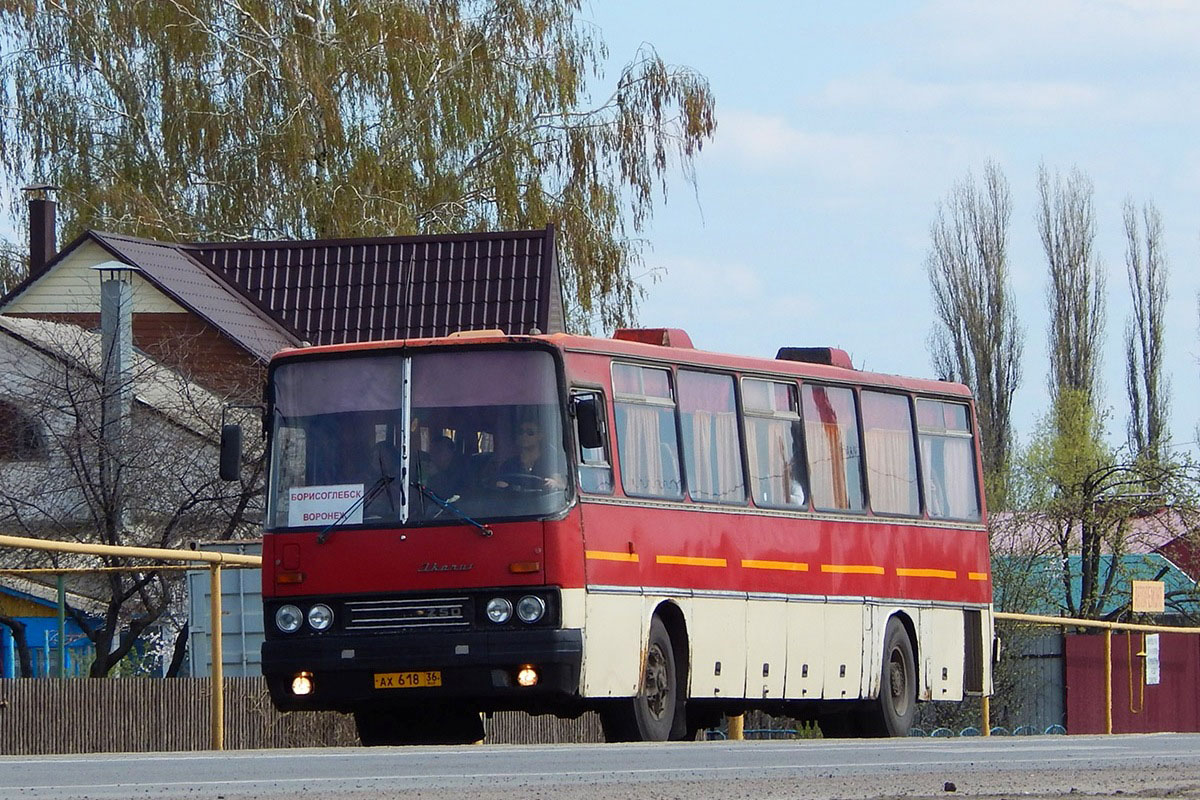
[[0, 0, 717, 331]]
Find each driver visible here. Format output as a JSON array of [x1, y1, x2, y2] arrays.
[[494, 420, 565, 491]]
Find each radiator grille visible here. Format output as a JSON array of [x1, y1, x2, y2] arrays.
[[344, 596, 471, 631]]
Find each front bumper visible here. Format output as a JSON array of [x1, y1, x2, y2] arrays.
[[263, 627, 583, 713]]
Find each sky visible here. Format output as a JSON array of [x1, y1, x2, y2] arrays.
[[584, 0, 1200, 458]]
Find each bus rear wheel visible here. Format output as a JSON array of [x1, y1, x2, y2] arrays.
[[354, 706, 484, 746], [600, 616, 684, 742], [863, 617, 916, 737]]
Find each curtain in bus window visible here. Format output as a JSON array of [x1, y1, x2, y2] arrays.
[[919, 436, 980, 520], [678, 371, 744, 504], [802, 385, 864, 511], [861, 391, 919, 516], [615, 403, 682, 499], [745, 417, 805, 507]]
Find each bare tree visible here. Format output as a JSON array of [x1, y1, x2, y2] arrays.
[[1037, 164, 1106, 409], [926, 161, 1023, 505], [0, 319, 261, 676], [1123, 198, 1170, 464]]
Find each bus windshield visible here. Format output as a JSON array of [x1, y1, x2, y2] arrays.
[[266, 348, 569, 531]]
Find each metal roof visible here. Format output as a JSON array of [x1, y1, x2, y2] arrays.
[[93, 233, 301, 360], [190, 227, 564, 346], [1, 226, 565, 364]]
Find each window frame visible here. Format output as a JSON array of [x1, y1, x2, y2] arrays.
[[799, 381, 867, 514], [858, 388, 923, 518], [610, 361, 686, 501], [570, 385, 615, 496], [915, 397, 982, 522], [740, 376, 809, 511], [675, 367, 748, 506]]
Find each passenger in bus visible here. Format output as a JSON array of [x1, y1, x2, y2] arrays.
[[494, 420, 565, 491], [425, 435, 467, 499]]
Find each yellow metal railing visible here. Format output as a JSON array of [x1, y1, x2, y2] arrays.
[[0, 534, 261, 750]]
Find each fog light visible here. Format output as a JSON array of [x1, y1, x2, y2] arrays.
[[516, 664, 539, 687], [291, 671, 314, 696]]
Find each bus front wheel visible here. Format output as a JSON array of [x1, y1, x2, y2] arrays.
[[601, 616, 684, 742]]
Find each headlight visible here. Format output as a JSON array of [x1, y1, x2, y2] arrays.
[[486, 597, 513, 623], [276, 604, 303, 633], [307, 604, 334, 631], [516, 595, 546, 623]]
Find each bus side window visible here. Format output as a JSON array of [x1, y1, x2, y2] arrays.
[[916, 399, 980, 520], [801, 383, 865, 512], [572, 390, 613, 494], [612, 363, 684, 500], [861, 390, 920, 516], [742, 378, 807, 508]]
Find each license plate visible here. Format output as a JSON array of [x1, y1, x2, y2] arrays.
[[373, 671, 442, 689]]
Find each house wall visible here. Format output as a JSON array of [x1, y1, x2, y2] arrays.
[[4, 241, 186, 314], [4, 239, 263, 393], [7, 311, 263, 394]]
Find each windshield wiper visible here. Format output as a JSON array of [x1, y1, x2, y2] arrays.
[[413, 482, 493, 538], [315, 475, 393, 544], [317, 448, 405, 544]]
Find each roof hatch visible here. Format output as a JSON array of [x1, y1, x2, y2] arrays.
[[612, 328, 694, 348], [776, 347, 854, 369]]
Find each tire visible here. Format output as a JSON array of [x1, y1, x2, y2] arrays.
[[600, 616, 684, 742], [864, 617, 916, 737], [354, 706, 484, 746]]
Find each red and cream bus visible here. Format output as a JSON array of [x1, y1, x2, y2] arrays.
[[224, 327, 993, 744]]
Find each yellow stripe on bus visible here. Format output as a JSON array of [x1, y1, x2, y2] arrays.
[[657, 555, 728, 568], [741, 559, 809, 572], [968, 572, 989, 581], [820, 564, 885, 575], [896, 568, 958, 580], [585, 550, 639, 563]]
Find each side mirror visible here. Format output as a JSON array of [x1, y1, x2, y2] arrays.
[[219, 424, 243, 481], [573, 394, 604, 451]]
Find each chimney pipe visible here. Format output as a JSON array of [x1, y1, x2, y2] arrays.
[[23, 184, 58, 273]]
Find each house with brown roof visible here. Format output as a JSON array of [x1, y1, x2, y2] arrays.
[[1, 195, 565, 393]]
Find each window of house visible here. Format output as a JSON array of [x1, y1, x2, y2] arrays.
[[916, 399, 981, 520], [801, 384, 864, 512], [678, 370, 745, 504], [742, 378, 806, 508], [612, 364, 683, 500], [861, 391, 920, 516], [0, 401, 47, 461]]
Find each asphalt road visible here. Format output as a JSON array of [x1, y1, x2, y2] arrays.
[[4, 734, 1200, 800]]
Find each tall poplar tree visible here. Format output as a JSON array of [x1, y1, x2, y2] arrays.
[[1123, 198, 1170, 465], [926, 161, 1022, 506], [1037, 164, 1105, 409], [0, 0, 716, 331]]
